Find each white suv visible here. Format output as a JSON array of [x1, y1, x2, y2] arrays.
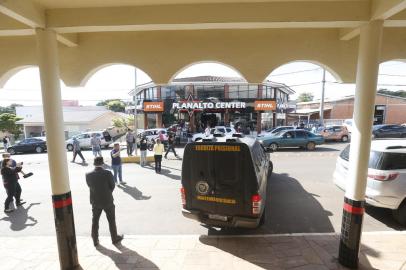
[[333, 140, 406, 226], [66, 131, 110, 151], [192, 126, 236, 142]]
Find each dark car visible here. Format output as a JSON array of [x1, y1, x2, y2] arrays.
[[258, 129, 324, 151], [372, 124, 406, 139], [180, 136, 272, 229], [7, 137, 47, 154]]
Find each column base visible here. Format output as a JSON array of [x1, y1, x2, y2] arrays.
[[338, 197, 365, 269], [52, 191, 79, 270]]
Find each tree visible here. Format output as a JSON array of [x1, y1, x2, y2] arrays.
[[106, 100, 126, 112], [378, 89, 406, 98], [0, 104, 23, 114], [297, 92, 314, 102], [0, 113, 23, 137]]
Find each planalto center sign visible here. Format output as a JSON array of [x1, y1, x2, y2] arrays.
[[172, 101, 246, 110]]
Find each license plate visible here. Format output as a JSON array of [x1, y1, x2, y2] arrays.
[[208, 214, 228, 221]]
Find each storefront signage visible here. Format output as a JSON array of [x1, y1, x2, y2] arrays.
[[172, 101, 246, 110], [144, 101, 164, 112], [254, 100, 277, 111]]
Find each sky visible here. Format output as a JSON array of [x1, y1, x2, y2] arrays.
[[1, 61, 406, 106]]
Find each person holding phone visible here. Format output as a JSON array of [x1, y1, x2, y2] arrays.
[[1, 158, 25, 213]]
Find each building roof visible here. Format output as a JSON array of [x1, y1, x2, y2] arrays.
[[290, 108, 332, 116], [297, 93, 406, 106], [129, 75, 295, 96], [17, 110, 112, 125]]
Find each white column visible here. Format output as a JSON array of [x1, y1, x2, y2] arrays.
[[346, 20, 383, 200], [338, 20, 383, 269], [36, 28, 70, 195]]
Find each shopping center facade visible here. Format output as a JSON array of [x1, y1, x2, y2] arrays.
[[129, 76, 295, 133]]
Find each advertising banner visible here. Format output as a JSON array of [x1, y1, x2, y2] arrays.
[[254, 100, 277, 111], [144, 101, 164, 112]]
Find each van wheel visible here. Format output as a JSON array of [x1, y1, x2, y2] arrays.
[[269, 143, 278, 152], [341, 135, 349, 142], [67, 144, 74, 151], [393, 199, 406, 226], [306, 142, 316, 151]]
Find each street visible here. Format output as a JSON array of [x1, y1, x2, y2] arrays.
[[0, 142, 404, 238]]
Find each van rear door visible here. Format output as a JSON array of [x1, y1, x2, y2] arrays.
[[182, 143, 258, 217]]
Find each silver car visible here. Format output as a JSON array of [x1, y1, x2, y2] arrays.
[[333, 140, 406, 226]]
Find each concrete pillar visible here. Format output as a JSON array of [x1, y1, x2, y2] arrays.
[[35, 28, 79, 270], [224, 84, 229, 99], [256, 112, 262, 134], [144, 113, 148, 129], [156, 113, 163, 128], [338, 20, 383, 269]]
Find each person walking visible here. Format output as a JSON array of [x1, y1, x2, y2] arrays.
[[90, 133, 102, 157], [175, 127, 181, 145], [153, 139, 164, 173], [71, 137, 86, 164], [110, 143, 126, 185], [86, 157, 123, 247], [1, 158, 26, 213], [164, 134, 178, 159], [125, 129, 135, 157], [139, 137, 148, 167], [2, 137, 8, 151]]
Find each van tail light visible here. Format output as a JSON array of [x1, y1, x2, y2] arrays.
[[252, 194, 262, 215], [367, 172, 399, 181], [180, 187, 186, 206]]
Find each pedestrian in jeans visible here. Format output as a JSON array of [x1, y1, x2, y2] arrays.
[[164, 134, 178, 159], [111, 143, 126, 185], [125, 129, 135, 157], [71, 137, 86, 164], [153, 139, 164, 173], [86, 157, 123, 247], [90, 133, 102, 157], [1, 158, 26, 213], [140, 137, 148, 167]]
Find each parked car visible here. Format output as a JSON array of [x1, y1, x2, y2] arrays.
[[192, 126, 236, 142], [181, 136, 272, 228], [258, 126, 295, 137], [372, 124, 406, 139], [343, 119, 353, 134], [258, 129, 324, 151], [7, 137, 47, 154], [66, 131, 110, 151], [138, 128, 168, 142], [319, 125, 349, 142], [333, 140, 406, 226]]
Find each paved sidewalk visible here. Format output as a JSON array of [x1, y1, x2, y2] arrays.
[[0, 232, 405, 270]]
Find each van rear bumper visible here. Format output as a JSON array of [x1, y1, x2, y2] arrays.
[[182, 209, 260, 229]]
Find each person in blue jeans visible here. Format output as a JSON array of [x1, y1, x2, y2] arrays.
[[110, 143, 126, 185]]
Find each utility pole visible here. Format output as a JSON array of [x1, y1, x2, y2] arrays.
[[319, 68, 326, 126], [133, 67, 138, 156]]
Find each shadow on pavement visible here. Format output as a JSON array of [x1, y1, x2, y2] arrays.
[[365, 205, 405, 230], [95, 243, 159, 269], [143, 164, 181, 181], [117, 184, 151, 200], [0, 202, 40, 231], [206, 172, 334, 235]]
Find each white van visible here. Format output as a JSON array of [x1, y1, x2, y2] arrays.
[[66, 131, 110, 151]]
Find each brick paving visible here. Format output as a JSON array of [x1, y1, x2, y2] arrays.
[[0, 233, 405, 270]]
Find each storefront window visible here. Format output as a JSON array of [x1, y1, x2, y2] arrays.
[[229, 85, 239, 98], [238, 85, 249, 98], [248, 85, 258, 98], [195, 85, 225, 99]]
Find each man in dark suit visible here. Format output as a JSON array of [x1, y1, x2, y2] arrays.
[[86, 157, 123, 247]]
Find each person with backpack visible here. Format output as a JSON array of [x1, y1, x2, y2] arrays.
[[164, 134, 178, 159], [90, 133, 102, 157], [71, 137, 86, 164]]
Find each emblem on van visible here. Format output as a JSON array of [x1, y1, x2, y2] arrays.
[[196, 181, 210, 195]]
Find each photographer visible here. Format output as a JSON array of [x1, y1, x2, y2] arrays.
[[1, 158, 25, 213]]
